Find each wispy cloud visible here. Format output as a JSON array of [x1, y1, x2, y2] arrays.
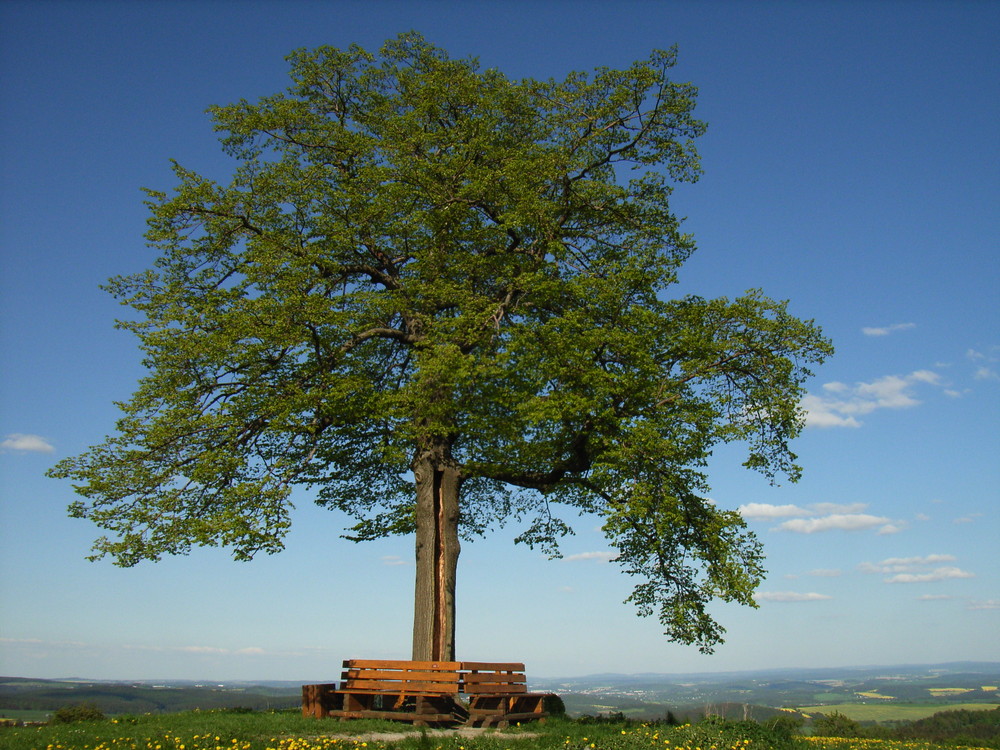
[[737, 503, 809, 520], [740, 503, 900, 535], [754, 591, 832, 603], [808, 569, 842, 577], [967, 348, 1000, 381], [860, 554, 973, 584], [738, 502, 866, 520], [1, 433, 54, 453], [801, 370, 943, 428], [862, 323, 916, 337], [886, 567, 974, 583], [876, 523, 907, 535], [859, 554, 957, 573], [777, 514, 893, 534], [563, 551, 619, 563], [968, 600, 1000, 610], [7, 638, 285, 657], [381, 555, 410, 566]]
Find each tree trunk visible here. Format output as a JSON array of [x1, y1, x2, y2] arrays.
[[411, 441, 461, 661]]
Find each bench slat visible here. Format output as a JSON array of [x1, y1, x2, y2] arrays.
[[463, 683, 527, 694], [460, 661, 525, 671], [344, 659, 462, 670], [343, 669, 461, 683], [341, 681, 461, 693], [462, 672, 526, 684]]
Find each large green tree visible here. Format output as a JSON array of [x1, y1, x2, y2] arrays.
[[49, 34, 832, 661]]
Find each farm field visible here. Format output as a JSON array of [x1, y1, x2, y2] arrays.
[[797, 703, 1000, 723]]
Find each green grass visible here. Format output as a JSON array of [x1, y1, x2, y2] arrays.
[[797, 703, 1000, 723], [0, 711, 787, 750], [1, 709, 996, 750]]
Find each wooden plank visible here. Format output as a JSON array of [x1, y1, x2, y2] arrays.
[[338, 681, 461, 693], [344, 659, 462, 670], [460, 661, 525, 672], [343, 669, 461, 683], [462, 683, 527, 694], [462, 672, 527, 684]]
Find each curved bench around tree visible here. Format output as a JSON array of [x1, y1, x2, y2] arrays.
[[302, 659, 551, 727]]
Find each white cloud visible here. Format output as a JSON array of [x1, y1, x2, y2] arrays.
[[973, 366, 999, 381], [859, 554, 973, 584], [808, 569, 842, 577], [799, 395, 862, 428], [563, 551, 619, 563], [877, 522, 907, 535], [968, 600, 1000, 610], [862, 323, 916, 337], [918, 595, 953, 601], [754, 591, 833, 603], [738, 502, 867, 521], [737, 503, 809, 520], [859, 555, 956, 574], [777, 514, 892, 534], [381, 555, 410, 566], [1, 433, 54, 453], [811, 502, 870, 515], [801, 370, 943, 428], [742, 503, 897, 535], [880, 554, 956, 568], [885, 566, 975, 584]]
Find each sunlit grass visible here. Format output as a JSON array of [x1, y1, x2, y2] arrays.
[[801, 739, 993, 750], [2, 711, 997, 750]]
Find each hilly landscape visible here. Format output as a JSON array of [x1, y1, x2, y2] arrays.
[[3, 662, 998, 724], [0, 662, 1000, 722], [532, 662, 1000, 722]]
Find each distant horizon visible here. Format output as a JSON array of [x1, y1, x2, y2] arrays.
[[7, 659, 1000, 685]]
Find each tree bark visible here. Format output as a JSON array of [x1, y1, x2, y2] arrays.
[[411, 441, 461, 661]]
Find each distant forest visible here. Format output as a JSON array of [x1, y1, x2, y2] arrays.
[[0, 678, 300, 715]]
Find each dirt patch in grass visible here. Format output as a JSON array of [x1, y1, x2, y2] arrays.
[[336, 727, 539, 742]]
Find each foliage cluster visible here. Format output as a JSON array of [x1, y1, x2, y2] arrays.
[[895, 706, 1000, 745], [809, 706, 1000, 749], [0, 682, 299, 715], [50, 703, 106, 724]]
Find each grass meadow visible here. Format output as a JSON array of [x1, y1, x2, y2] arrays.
[[2, 710, 999, 750]]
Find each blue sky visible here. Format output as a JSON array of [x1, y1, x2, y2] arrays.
[[1, 0, 997, 682]]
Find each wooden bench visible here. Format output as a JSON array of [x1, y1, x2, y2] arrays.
[[302, 659, 550, 727], [461, 661, 549, 727]]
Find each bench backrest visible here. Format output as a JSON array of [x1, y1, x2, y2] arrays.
[[461, 661, 528, 695], [341, 659, 462, 694], [340, 659, 529, 695]]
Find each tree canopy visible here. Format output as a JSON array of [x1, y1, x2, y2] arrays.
[[49, 33, 833, 656]]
